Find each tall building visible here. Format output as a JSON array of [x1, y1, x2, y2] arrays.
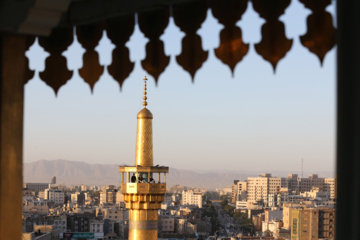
[[100, 185, 119, 205], [246, 173, 335, 205], [51, 176, 56, 184], [232, 180, 247, 203], [119, 77, 169, 240], [71, 192, 85, 205], [231, 180, 239, 203], [247, 173, 285, 204], [290, 207, 335, 240], [181, 189, 203, 208], [44, 188, 65, 204]]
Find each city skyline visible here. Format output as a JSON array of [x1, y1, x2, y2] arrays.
[[24, 1, 336, 174]]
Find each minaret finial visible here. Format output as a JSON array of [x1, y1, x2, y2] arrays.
[[143, 76, 148, 108]]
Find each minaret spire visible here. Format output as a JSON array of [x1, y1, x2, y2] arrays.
[[119, 76, 169, 240], [143, 76, 148, 107]]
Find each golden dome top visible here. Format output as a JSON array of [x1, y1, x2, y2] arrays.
[[137, 108, 153, 119]]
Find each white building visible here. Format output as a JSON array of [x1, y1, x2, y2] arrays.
[[44, 189, 65, 204], [235, 200, 247, 209], [324, 178, 336, 200], [101, 206, 128, 221], [182, 190, 203, 208], [90, 220, 104, 233], [246, 173, 335, 205]]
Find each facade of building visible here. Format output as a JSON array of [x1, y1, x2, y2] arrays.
[[160, 217, 175, 232], [24, 183, 50, 192], [252, 213, 265, 232], [231, 180, 247, 203], [247, 174, 273, 204], [90, 220, 104, 233], [100, 185, 118, 205], [53, 217, 67, 232], [44, 189, 65, 204], [182, 190, 203, 208], [247, 174, 335, 205], [71, 192, 85, 205], [23, 200, 49, 214], [101, 206, 127, 221], [235, 200, 247, 209], [231, 180, 239, 203], [51, 176, 56, 184], [290, 206, 335, 240], [324, 178, 336, 200], [67, 214, 90, 232]]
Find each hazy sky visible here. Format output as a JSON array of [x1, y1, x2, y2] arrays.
[[24, 1, 336, 175]]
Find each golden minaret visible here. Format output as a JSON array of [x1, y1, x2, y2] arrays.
[[119, 76, 169, 240]]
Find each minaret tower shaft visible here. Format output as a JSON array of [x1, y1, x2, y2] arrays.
[[119, 77, 169, 240], [135, 78, 153, 167]]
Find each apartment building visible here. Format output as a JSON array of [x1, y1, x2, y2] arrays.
[[90, 220, 104, 233], [23, 200, 49, 214], [53, 217, 67, 232], [181, 190, 203, 208], [324, 178, 336, 200], [24, 183, 50, 192], [101, 206, 127, 221], [231, 180, 240, 203], [100, 185, 119, 205], [290, 207, 335, 240], [44, 189, 65, 204], [160, 216, 175, 232], [247, 173, 284, 204], [71, 192, 85, 205], [247, 174, 335, 205], [232, 180, 248, 203], [288, 174, 335, 197]]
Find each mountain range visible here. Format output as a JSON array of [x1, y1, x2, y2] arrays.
[[24, 159, 334, 189]]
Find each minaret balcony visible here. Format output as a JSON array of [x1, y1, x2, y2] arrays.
[[119, 165, 169, 195], [121, 182, 166, 194]]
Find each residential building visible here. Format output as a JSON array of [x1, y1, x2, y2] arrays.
[[23, 200, 48, 214], [44, 189, 65, 204], [160, 216, 175, 232], [252, 213, 265, 232], [246, 174, 335, 205], [53, 217, 67, 232], [90, 220, 104, 233], [101, 206, 127, 221], [67, 214, 90, 232], [24, 183, 50, 192], [300, 187, 330, 200], [231, 180, 247, 204], [51, 176, 56, 184], [182, 190, 203, 208], [247, 174, 275, 204], [71, 192, 85, 205], [231, 180, 239, 203], [100, 185, 119, 205], [287, 205, 335, 240], [235, 200, 247, 209]]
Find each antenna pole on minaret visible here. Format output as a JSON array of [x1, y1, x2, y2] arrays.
[[143, 76, 148, 108]]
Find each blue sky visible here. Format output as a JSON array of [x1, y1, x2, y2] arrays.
[[24, 1, 336, 175]]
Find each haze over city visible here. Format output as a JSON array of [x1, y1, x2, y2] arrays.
[[24, 1, 336, 175]]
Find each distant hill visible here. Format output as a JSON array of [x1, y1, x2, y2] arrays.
[[24, 159, 334, 190]]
